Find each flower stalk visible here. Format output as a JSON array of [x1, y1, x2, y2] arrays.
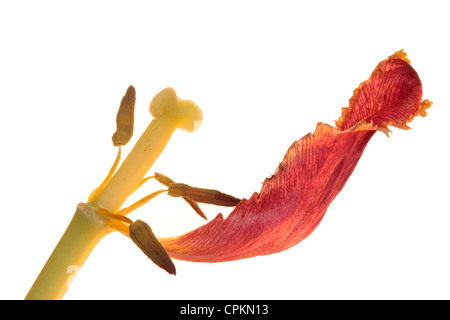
[[25, 203, 112, 300]]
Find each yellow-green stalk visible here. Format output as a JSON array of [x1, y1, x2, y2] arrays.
[[25, 203, 112, 300]]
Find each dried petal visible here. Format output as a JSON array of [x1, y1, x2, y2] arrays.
[[159, 51, 430, 262], [335, 50, 424, 132]]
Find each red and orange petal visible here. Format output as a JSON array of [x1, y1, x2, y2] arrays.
[[159, 50, 431, 262]]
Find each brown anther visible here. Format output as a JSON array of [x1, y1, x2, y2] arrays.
[[154, 172, 241, 219], [112, 85, 136, 146], [154, 172, 175, 186], [154, 172, 207, 220], [168, 183, 241, 207], [129, 220, 176, 275], [181, 197, 208, 220]]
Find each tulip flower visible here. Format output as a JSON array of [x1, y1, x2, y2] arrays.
[[25, 50, 431, 299]]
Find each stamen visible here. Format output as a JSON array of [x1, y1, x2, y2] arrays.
[[129, 220, 176, 275], [182, 197, 208, 220], [153, 172, 241, 218], [168, 183, 241, 207], [90, 86, 136, 203], [154, 172, 207, 219], [111, 221, 130, 237], [112, 85, 136, 147], [154, 172, 175, 186], [96, 208, 132, 237], [135, 175, 156, 191], [88, 146, 122, 202], [97, 208, 134, 224], [116, 189, 167, 216]]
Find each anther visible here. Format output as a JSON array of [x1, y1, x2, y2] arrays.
[[154, 172, 175, 186], [112, 85, 136, 147], [168, 183, 241, 207], [129, 220, 176, 275], [89, 85, 136, 202], [153, 172, 207, 219], [181, 197, 207, 220]]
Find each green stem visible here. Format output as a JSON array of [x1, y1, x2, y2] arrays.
[[25, 203, 112, 300]]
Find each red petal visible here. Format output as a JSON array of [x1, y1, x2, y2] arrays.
[[159, 51, 430, 262], [335, 50, 431, 132]]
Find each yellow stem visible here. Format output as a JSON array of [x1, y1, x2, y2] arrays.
[[25, 203, 112, 300], [91, 114, 182, 213]]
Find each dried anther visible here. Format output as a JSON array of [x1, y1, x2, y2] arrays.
[[112, 85, 136, 146], [154, 172, 175, 186], [129, 220, 176, 275], [153, 172, 207, 219], [89, 84, 136, 202], [154, 172, 241, 220], [180, 197, 208, 221], [168, 183, 241, 207]]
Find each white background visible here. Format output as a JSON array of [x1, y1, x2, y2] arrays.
[[1, 1, 449, 299]]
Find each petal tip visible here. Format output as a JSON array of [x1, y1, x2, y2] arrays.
[[335, 50, 428, 133], [387, 49, 411, 65]]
